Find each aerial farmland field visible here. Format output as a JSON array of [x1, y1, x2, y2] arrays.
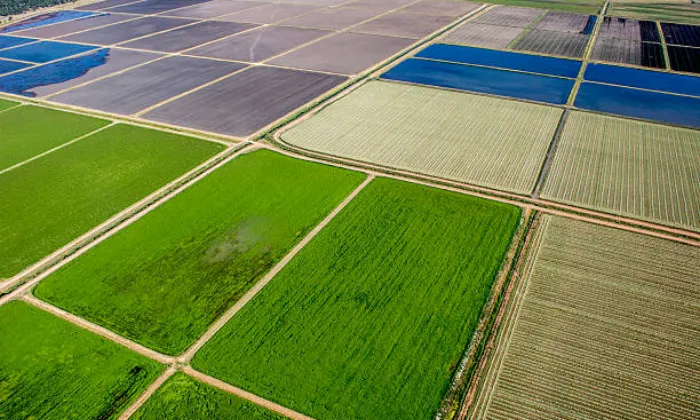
[[193, 178, 522, 419], [0, 123, 223, 279], [1, 0, 699, 418], [0, 300, 164, 419], [469, 215, 700, 420], [34, 150, 365, 355], [282, 81, 562, 194]]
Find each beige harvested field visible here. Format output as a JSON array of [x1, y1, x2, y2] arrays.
[[282, 81, 562, 194], [541, 111, 700, 231], [470, 215, 700, 420]]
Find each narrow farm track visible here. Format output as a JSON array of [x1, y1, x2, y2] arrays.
[[117, 368, 176, 420]]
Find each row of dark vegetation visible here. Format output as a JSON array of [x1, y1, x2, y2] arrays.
[[1, 0, 76, 17]]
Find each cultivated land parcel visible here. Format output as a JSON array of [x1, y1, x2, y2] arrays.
[[1, 0, 699, 419]]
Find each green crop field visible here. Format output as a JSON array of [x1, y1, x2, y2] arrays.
[[283, 81, 562, 195], [541, 111, 700, 231], [0, 123, 223, 278], [483, 0, 602, 15], [470, 215, 700, 420], [607, 2, 700, 24], [0, 98, 18, 112], [0, 105, 109, 171], [35, 150, 365, 355], [0, 300, 163, 419], [193, 177, 522, 420], [131, 373, 287, 420]]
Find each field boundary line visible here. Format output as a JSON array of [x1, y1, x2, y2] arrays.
[[20, 294, 175, 364], [656, 21, 671, 70], [117, 367, 176, 420], [178, 174, 375, 363], [461, 213, 548, 420], [531, 109, 569, 198], [568, 0, 609, 105], [0, 101, 24, 115], [0, 121, 117, 175], [266, 133, 700, 246], [437, 207, 533, 420], [183, 367, 316, 420], [0, 143, 254, 296]]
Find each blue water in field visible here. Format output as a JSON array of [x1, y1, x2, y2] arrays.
[[382, 58, 574, 105], [0, 48, 110, 97], [0, 35, 36, 50], [415, 44, 582, 78], [0, 58, 31, 75], [0, 41, 97, 63], [585, 63, 700, 97], [582, 16, 597, 35], [575, 82, 700, 128], [1, 11, 101, 33]]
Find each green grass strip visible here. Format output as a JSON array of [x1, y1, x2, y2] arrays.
[[0, 124, 224, 278], [483, 0, 602, 15], [0, 105, 110, 171], [35, 150, 366, 355], [0, 300, 164, 420], [193, 177, 521, 420], [131, 373, 287, 419]]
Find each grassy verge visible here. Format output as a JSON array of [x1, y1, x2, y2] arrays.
[[193, 177, 521, 420], [35, 150, 365, 355], [0, 300, 164, 419], [482, 0, 603, 15]]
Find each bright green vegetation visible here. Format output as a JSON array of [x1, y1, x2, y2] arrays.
[[35, 150, 365, 355], [283, 81, 562, 195], [0, 300, 164, 419], [0, 124, 223, 278], [484, 0, 602, 15], [470, 215, 700, 420], [0, 105, 109, 171], [0, 98, 18, 111], [607, 2, 700, 24], [193, 178, 522, 420], [541, 111, 700, 231], [131, 373, 287, 420]]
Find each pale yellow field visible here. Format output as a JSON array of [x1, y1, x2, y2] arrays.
[[542, 111, 700, 231], [282, 81, 562, 195], [471, 215, 700, 420]]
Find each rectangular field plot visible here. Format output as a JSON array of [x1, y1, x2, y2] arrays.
[[661, 22, 700, 47], [574, 82, 700, 129], [0, 40, 98, 63], [269, 32, 413, 75], [1, 10, 101, 33], [0, 124, 223, 279], [164, 0, 265, 18], [0, 48, 161, 97], [401, 0, 481, 17], [50, 56, 244, 115], [470, 215, 700, 420], [192, 178, 521, 420], [77, 0, 145, 10], [34, 150, 364, 355], [541, 111, 700, 230], [143, 66, 345, 137], [351, 11, 454, 39], [0, 58, 30, 75], [441, 22, 524, 48], [472, 6, 543, 27], [0, 301, 164, 419], [584, 63, 700, 97], [534, 11, 596, 33], [122, 21, 256, 53], [217, 4, 320, 24], [416, 44, 582, 77], [0, 105, 109, 171], [591, 38, 665, 68], [188, 26, 329, 63], [61, 16, 197, 45], [131, 373, 286, 420], [512, 29, 589, 58], [0, 34, 35, 49], [12, 13, 133, 39], [283, 81, 562, 194], [282, 7, 379, 30], [597, 17, 660, 42], [668, 45, 700, 74], [382, 58, 575, 105], [110, 0, 212, 14]]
